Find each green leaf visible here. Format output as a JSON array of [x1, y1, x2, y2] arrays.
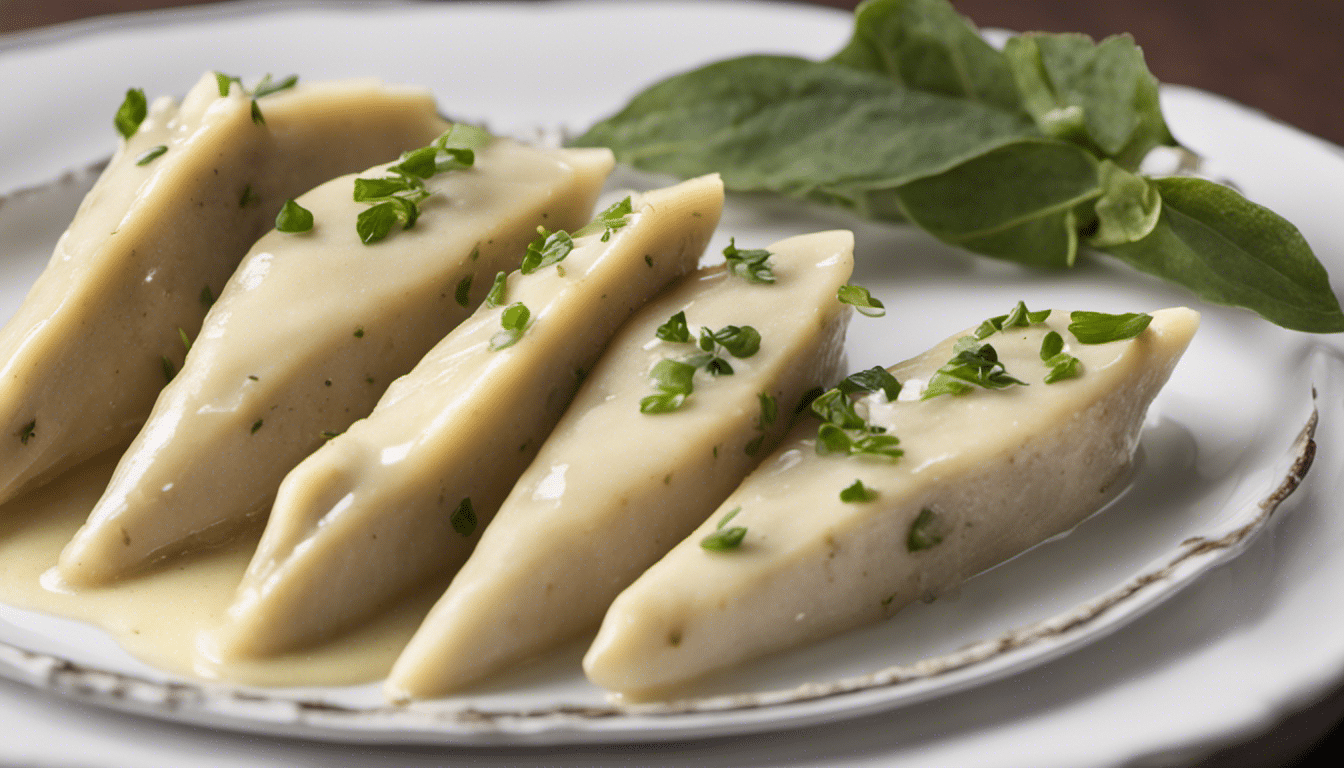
[[840, 479, 879, 503], [701, 508, 747, 551], [756, 391, 778, 428], [810, 388, 867, 430], [1089, 161, 1161, 247], [214, 72, 238, 97], [353, 177, 410, 201], [838, 284, 886, 317], [722, 238, 775, 284], [837, 366, 901, 401], [656, 311, 691, 343], [572, 55, 1038, 207], [484, 271, 508, 307], [1102, 177, 1344, 332], [830, 0, 1021, 111], [451, 497, 477, 537], [573, 196, 635, 241], [252, 74, 299, 99], [199, 285, 214, 308], [1068, 311, 1152, 343], [356, 201, 400, 244], [976, 301, 1052, 339], [490, 302, 531, 350], [454, 275, 472, 308], [114, 88, 147, 139], [907, 508, 944, 551], [135, 145, 167, 166], [711, 325, 761, 358], [893, 138, 1101, 268], [521, 228, 575, 274], [1003, 33, 1176, 165], [275, 199, 313, 233], [1040, 330, 1064, 359], [650, 358, 697, 395], [923, 337, 1027, 398]]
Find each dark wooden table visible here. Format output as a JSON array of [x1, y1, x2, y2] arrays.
[[2, 1, 1342, 765]]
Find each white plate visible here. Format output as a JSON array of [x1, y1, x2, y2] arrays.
[[2, 1, 1344, 763]]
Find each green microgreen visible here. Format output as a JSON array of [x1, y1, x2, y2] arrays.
[[975, 301, 1052, 339], [572, 196, 634, 242], [639, 359, 697, 413], [1040, 330, 1083, 383], [17, 420, 35, 445], [489, 302, 530, 350], [451, 497, 477, 536], [922, 336, 1027, 399], [701, 507, 747, 551], [810, 388, 903, 459], [484, 271, 508, 307], [520, 227, 575, 274], [837, 366, 902, 401], [454, 275, 473, 308], [722, 238, 775, 284], [275, 199, 314, 233], [352, 130, 479, 244], [907, 508, 944, 552], [135, 145, 167, 165], [837, 284, 886, 317], [656, 310, 691, 343]]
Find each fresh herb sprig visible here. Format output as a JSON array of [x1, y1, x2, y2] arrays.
[[640, 312, 761, 412], [701, 507, 747, 551], [573, 197, 635, 242], [922, 336, 1027, 399], [1040, 330, 1083, 383], [490, 302, 531, 350], [214, 72, 298, 125], [810, 388, 903, 459], [722, 239, 775, 284], [353, 128, 483, 244], [574, 0, 1344, 333], [837, 284, 886, 317], [114, 88, 147, 139]]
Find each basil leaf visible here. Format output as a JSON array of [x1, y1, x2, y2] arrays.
[[275, 199, 313, 233], [907, 508, 944, 551], [1089, 161, 1161, 247], [573, 55, 1038, 208], [830, 0, 1021, 111], [1102, 177, 1344, 333], [656, 311, 691, 343], [840, 479, 879, 503], [1003, 33, 1176, 167], [838, 284, 886, 317], [1068, 311, 1152, 344], [722, 238, 775, 284], [114, 88, 147, 139], [837, 366, 901, 401], [451, 497, 477, 537], [893, 138, 1101, 268]]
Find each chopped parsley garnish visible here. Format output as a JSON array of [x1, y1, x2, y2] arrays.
[[451, 497, 477, 537], [722, 238, 774, 284], [250, 419, 264, 434], [655, 310, 691, 343], [114, 88, 147, 139], [700, 507, 747, 551], [275, 199, 313, 233], [975, 301, 1051, 340], [520, 227, 574, 274], [17, 420, 35, 445], [641, 314, 761, 411], [214, 72, 298, 125], [745, 391, 778, 456], [199, 285, 215, 308], [135, 145, 167, 166], [161, 355, 175, 384], [573, 196, 634, 242], [484, 271, 508, 307], [353, 129, 479, 244], [489, 302, 530, 350], [810, 388, 903, 459], [1068, 310, 1153, 344], [239, 184, 259, 208], [639, 359, 697, 413], [837, 366, 901, 401], [840, 479, 878, 503], [353, 326, 365, 338], [454, 275, 472, 308], [837, 284, 885, 317], [922, 336, 1026, 399], [907, 508, 944, 552], [1040, 331, 1083, 383], [177, 327, 192, 352], [320, 430, 342, 440]]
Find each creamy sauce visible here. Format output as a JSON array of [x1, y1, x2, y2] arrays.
[[0, 448, 441, 687]]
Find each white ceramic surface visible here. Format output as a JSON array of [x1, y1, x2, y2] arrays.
[[2, 2, 1344, 765]]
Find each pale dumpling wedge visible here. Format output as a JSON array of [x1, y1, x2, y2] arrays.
[[384, 229, 855, 700], [56, 137, 614, 586], [584, 307, 1199, 697], [207, 174, 725, 661], [0, 73, 452, 505]]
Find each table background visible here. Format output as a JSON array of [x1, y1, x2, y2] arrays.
[[1, 1, 1342, 765]]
